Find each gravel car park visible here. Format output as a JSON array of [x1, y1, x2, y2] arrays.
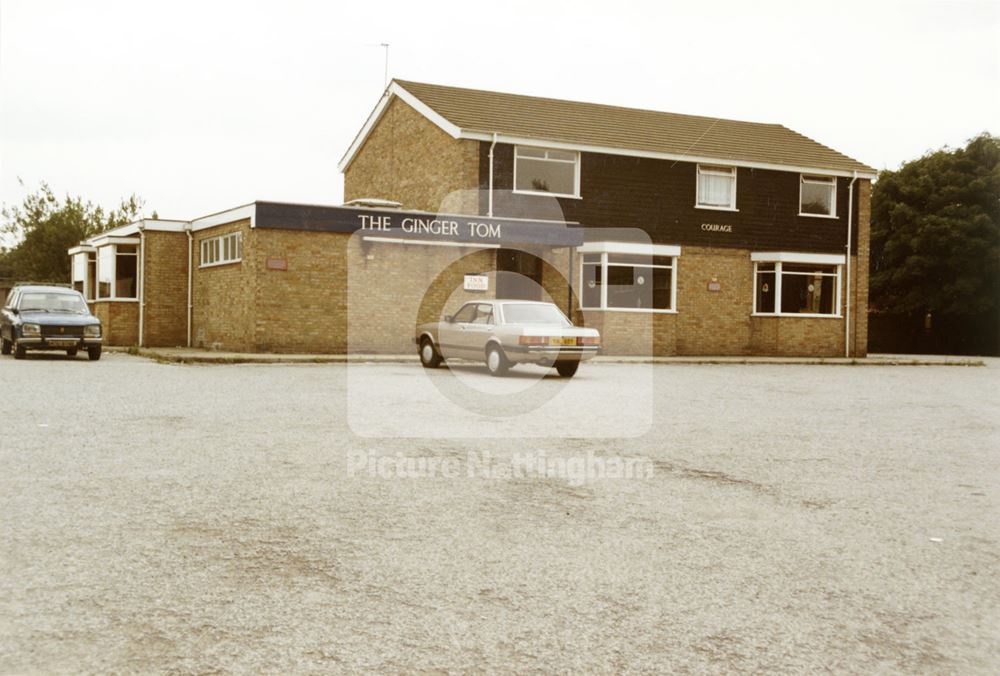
[[0, 354, 997, 673]]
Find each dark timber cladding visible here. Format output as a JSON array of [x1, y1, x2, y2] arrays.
[[254, 201, 582, 247], [478, 145, 860, 254]]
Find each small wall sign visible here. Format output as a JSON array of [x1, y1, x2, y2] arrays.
[[266, 257, 288, 271], [701, 223, 733, 233], [464, 274, 489, 292], [707, 280, 722, 292]]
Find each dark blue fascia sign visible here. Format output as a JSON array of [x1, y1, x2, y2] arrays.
[[254, 201, 583, 247]]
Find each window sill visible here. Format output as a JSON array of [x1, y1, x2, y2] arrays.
[[752, 312, 842, 319], [581, 307, 677, 315], [694, 204, 739, 212], [94, 298, 139, 303], [199, 259, 242, 270], [797, 212, 838, 219], [512, 189, 582, 200]]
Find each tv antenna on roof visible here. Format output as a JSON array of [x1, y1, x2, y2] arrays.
[[380, 43, 390, 89]]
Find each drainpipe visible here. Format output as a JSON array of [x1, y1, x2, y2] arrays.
[[488, 132, 498, 217], [138, 225, 146, 348], [844, 171, 858, 358], [186, 224, 193, 348]]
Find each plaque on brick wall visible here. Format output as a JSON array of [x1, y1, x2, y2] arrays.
[[266, 257, 288, 271], [707, 280, 722, 292], [464, 274, 489, 292]]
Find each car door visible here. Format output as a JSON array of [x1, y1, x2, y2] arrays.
[[459, 303, 496, 358], [437, 302, 478, 360], [1, 289, 17, 341]]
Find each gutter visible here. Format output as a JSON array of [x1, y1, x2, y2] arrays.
[[844, 171, 858, 358], [186, 224, 193, 348], [487, 132, 498, 217], [138, 224, 146, 347]]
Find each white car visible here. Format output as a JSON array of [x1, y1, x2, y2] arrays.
[[415, 300, 600, 377]]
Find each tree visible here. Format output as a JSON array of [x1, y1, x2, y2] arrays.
[[870, 134, 1000, 317], [1, 181, 146, 283]]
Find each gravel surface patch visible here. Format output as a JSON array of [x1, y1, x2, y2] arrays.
[[1, 353, 997, 672]]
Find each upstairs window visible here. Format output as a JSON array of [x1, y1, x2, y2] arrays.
[[200, 231, 242, 268], [696, 164, 737, 210], [799, 175, 837, 217], [513, 146, 580, 197]]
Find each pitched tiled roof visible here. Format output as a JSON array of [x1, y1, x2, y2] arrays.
[[393, 80, 875, 175]]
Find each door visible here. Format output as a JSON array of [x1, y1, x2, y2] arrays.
[[496, 249, 543, 300], [437, 302, 478, 359], [458, 303, 497, 359]]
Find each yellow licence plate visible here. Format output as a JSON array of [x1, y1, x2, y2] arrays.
[[549, 337, 576, 346], [47, 340, 76, 348]]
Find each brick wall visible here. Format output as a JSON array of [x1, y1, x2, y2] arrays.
[[250, 228, 347, 353], [674, 246, 754, 354], [141, 231, 188, 347], [126, 223, 863, 357], [573, 246, 852, 357], [343, 97, 480, 214], [852, 179, 871, 356], [91, 301, 139, 346], [191, 219, 257, 351], [252, 229, 507, 353]]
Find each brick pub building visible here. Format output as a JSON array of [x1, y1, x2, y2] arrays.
[[68, 80, 876, 356]]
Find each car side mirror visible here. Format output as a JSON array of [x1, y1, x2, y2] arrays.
[[444, 315, 454, 323], [9, 308, 18, 315]]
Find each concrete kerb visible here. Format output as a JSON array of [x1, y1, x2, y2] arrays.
[[107, 347, 987, 367]]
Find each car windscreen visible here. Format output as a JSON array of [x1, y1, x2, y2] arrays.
[[501, 303, 572, 327], [18, 292, 89, 314]]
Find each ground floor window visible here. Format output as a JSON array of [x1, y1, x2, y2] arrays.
[[96, 243, 138, 300], [71, 250, 97, 300], [753, 260, 841, 316], [200, 231, 242, 267], [579, 244, 678, 312]]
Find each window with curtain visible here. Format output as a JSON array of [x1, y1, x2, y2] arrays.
[[696, 165, 737, 209]]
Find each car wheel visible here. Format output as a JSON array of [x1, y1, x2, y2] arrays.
[[485, 344, 510, 377], [14, 341, 26, 360], [87, 345, 102, 361], [0, 337, 10, 355], [419, 337, 442, 368], [555, 360, 579, 378], [66, 348, 78, 357]]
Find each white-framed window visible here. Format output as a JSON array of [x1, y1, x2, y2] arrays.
[[752, 253, 844, 317], [799, 174, 838, 217], [696, 164, 737, 211], [96, 244, 138, 300], [71, 250, 97, 301], [513, 146, 580, 198], [578, 243, 679, 313], [200, 231, 242, 268]]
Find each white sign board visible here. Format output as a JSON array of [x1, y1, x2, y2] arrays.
[[464, 274, 489, 292]]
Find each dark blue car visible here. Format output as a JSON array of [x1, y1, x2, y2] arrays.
[[1, 285, 103, 360]]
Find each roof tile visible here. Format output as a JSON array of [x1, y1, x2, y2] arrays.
[[395, 80, 875, 175]]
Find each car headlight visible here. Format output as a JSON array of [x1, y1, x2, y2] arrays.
[[84, 325, 101, 338], [21, 323, 41, 337]]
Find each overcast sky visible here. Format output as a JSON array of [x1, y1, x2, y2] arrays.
[[1, 0, 997, 226]]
